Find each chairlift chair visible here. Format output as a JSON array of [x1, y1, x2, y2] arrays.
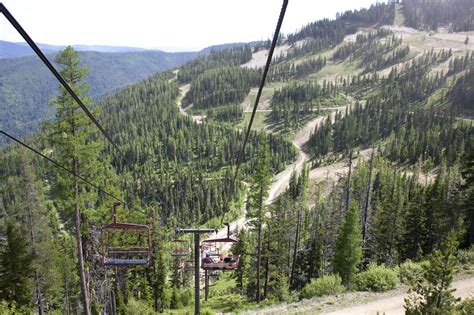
[[201, 242, 220, 257], [170, 239, 191, 257], [201, 223, 239, 271], [184, 261, 195, 272], [102, 202, 152, 266]]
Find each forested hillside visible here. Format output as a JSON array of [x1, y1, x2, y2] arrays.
[[0, 44, 296, 313], [0, 41, 149, 59], [99, 70, 295, 225], [403, 0, 474, 31], [0, 40, 56, 59], [1, 0, 474, 314], [0, 49, 198, 145]]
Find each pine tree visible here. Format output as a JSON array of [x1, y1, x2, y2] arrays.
[[15, 149, 62, 313], [0, 221, 34, 307], [231, 229, 251, 293], [247, 135, 271, 303], [45, 46, 103, 315], [148, 212, 167, 312], [405, 233, 460, 314], [333, 202, 362, 284], [461, 138, 474, 246]]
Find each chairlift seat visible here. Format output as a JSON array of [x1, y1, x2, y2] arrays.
[[171, 239, 191, 257], [101, 202, 152, 267], [201, 223, 239, 271], [202, 258, 239, 271], [170, 249, 190, 257], [108, 247, 149, 257], [104, 258, 149, 266]]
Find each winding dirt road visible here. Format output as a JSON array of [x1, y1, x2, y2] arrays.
[[177, 84, 205, 124], [175, 83, 354, 251], [214, 103, 353, 243]]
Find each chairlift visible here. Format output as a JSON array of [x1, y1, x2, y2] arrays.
[[201, 223, 239, 271], [171, 239, 191, 257], [183, 261, 195, 272], [201, 242, 220, 257], [102, 202, 152, 266]]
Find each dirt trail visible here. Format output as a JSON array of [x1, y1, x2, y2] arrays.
[[177, 84, 190, 115], [383, 25, 474, 51], [267, 104, 352, 204], [242, 45, 292, 69], [244, 277, 474, 314], [241, 87, 273, 112], [323, 277, 474, 315], [177, 84, 205, 124], [241, 39, 307, 69], [293, 106, 347, 148], [308, 148, 373, 183], [214, 107, 351, 243]]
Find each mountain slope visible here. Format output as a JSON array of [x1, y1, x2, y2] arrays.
[[0, 49, 197, 144], [1, 41, 150, 59]]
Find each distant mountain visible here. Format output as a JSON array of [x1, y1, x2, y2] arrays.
[[1, 42, 151, 59], [0, 40, 264, 60], [0, 39, 269, 144], [14, 42, 150, 54], [199, 41, 262, 55], [0, 49, 198, 144], [0, 40, 56, 59]]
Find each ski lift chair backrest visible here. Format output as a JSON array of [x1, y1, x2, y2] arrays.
[[102, 202, 151, 266]]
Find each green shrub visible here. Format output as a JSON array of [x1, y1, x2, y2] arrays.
[[0, 300, 29, 315], [458, 247, 474, 266], [458, 297, 474, 314], [208, 272, 237, 298], [399, 260, 426, 285], [300, 274, 345, 299], [126, 298, 155, 314], [355, 263, 399, 292], [205, 294, 250, 312], [170, 287, 193, 309], [180, 288, 193, 307]]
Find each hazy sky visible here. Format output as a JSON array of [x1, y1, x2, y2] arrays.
[[1, 0, 379, 51]]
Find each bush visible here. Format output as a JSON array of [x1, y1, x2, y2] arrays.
[[300, 274, 345, 299], [355, 263, 399, 292], [399, 260, 426, 285], [0, 300, 31, 314], [458, 247, 474, 266], [205, 294, 250, 313], [458, 297, 474, 314], [126, 298, 155, 314], [170, 287, 193, 309]]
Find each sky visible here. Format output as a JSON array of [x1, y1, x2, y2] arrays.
[[1, 0, 379, 52]]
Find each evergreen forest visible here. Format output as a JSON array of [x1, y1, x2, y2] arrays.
[[1, 0, 474, 314]]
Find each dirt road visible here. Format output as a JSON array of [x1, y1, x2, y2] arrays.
[[177, 84, 205, 124], [244, 277, 474, 314], [323, 277, 474, 315]]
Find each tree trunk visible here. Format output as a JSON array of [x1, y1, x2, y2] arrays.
[[263, 227, 270, 299], [290, 208, 302, 287], [362, 149, 374, 246], [344, 151, 353, 214], [73, 157, 91, 315], [256, 223, 262, 303], [19, 155, 44, 315]]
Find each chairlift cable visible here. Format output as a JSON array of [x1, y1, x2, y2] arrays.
[[0, 130, 125, 204], [222, 0, 289, 215], [0, 3, 129, 164]]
